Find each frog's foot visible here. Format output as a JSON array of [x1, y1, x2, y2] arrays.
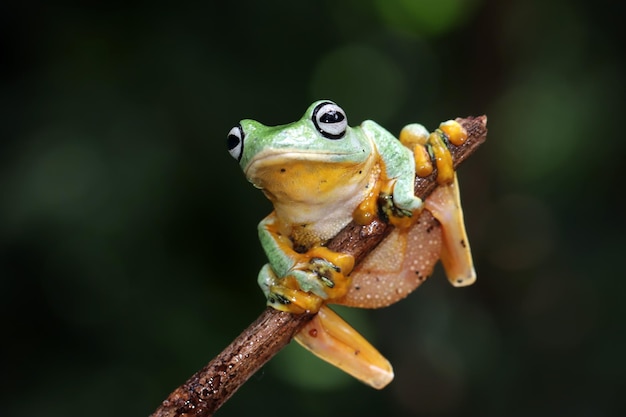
[[259, 248, 355, 314], [377, 191, 420, 229], [400, 120, 468, 186], [294, 304, 394, 389], [268, 284, 325, 314], [289, 246, 355, 300], [424, 174, 476, 287], [258, 264, 320, 313], [439, 119, 469, 146], [430, 120, 468, 185], [354, 168, 420, 229], [400, 123, 433, 177]]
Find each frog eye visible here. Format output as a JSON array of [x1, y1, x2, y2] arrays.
[[312, 101, 347, 140], [227, 124, 244, 161]]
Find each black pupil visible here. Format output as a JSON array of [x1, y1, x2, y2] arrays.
[[320, 110, 344, 124], [227, 133, 240, 150]]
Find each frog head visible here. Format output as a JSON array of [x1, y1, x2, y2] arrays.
[[227, 101, 375, 209]]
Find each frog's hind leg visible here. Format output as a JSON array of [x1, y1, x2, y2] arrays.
[[333, 175, 476, 308], [294, 304, 393, 389], [424, 174, 476, 287], [334, 210, 444, 309], [400, 121, 475, 287]]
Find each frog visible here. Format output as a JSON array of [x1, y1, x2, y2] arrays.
[[227, 100, 476, 389]]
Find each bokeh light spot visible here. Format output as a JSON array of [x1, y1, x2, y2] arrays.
[[309, 44, 406, 124], [374, 0, 480, 37]]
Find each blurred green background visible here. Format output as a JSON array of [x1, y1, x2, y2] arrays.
[[2, 0, 625, 416]]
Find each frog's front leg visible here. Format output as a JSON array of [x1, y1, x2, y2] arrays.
[[361, 120, 423, 217], [257, 213, 355, 314]]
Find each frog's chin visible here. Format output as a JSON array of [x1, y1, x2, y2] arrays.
[[244, 149, 373, 214]]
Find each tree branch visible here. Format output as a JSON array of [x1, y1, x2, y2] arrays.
[[150, 116, 488, 417]]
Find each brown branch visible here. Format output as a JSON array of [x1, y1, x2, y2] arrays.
[[150, 116, 488, 417]]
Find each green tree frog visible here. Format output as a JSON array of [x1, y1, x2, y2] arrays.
[[227, 101, 475, 389]]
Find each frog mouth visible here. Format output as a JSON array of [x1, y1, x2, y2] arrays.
[[245, 150, 362, 176]]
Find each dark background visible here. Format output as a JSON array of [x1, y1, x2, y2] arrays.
[[2, 1, 625, 416]]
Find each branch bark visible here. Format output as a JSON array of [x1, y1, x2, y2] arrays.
[[150, 116, 488, 417]]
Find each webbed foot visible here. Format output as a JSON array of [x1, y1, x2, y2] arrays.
[[259, 247, 355, 314], [400, 120, 468, 186], [377, 190, 418, 229], [294, 304, 394, 389], [424, 174, 476, 287]]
